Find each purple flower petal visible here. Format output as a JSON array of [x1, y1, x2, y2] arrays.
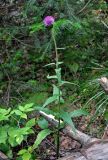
[[43, 16, 55, 26]]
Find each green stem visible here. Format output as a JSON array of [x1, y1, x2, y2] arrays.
[[56, 117, 60, 158], [56, 88, 61, 159], [52, 29, 61, 159], [52, 29, 58, 69]]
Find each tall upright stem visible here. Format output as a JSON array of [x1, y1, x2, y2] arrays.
[[52, 29, 61, 159], [56, 90, 61, 159], [52, 30, 59, 69]]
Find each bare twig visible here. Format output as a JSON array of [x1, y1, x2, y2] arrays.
[[101, 21, 108, 29], [77, 0, 92, 14]]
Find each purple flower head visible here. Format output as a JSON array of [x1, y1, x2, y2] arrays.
[[43, 16, 55, 26]]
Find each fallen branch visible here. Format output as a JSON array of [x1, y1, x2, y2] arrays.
[[39, 110, 108, 160], [58, 140, 108, 160], [0, 151, 8, 160], [99, 77, 108, 139], [39, 111, 98, 146], [99, 77, 108, 94]]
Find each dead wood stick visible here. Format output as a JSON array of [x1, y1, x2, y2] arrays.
[[99, 77, 108, 139], [0, 151, 8, 160], [99, 77, 108, 94], [39, 111, 98, 146]]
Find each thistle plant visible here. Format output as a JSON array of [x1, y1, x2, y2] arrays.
[[43, 16, 74, 159], [42, 16, 89, 159], [52, 29, 61, 159], [43, 16, 62, 158]]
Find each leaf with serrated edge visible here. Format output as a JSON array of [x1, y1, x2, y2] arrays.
[[33, 129, 52, 149]]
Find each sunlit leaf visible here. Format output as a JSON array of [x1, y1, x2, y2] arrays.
[[22, 152, 31, 160], [26, 118, 36, 127]]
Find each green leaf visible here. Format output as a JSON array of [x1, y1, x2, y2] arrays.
[[69, 109, 89, 118], [24, 103, 34, 112], [0, 126, 8, 144], [14, 110, 27, 119], [21, 113, 27, 119], [26, 118, 36, 128], [18, 149, 27, 155], [45, 62, 63, 67], [38, 118, 48, 129], [0, 108, 11, 114], [8, 127, 17, 137], [8, 127, 34, 146], [0, 108, 11, 121], [52, 85, 63, 103], [8, 136, 17, 147], [33, 129, 52, 149], [30, 23, 44, 33], [14, 110, 23, 116], [19, 106, 25, 112], [68, 63, 79, 73], [28, 146, 33, 153], [7, 149, 13, 159], [61, 81, 79, 87], [44, 63, 55, 67], [0, 115, 9, 121], [73, 22, 82, 29], [53, 19, 72, 36], [104, 111, 108, 120], [47, 75, 57, 79], [53, 84, 60, 96], [57, 62, 63, 65], [60, 110, 75, 132], [72, 63, 79, 73], [42, 96, 57, 108], [24, 103, 34, 109], [16, 135, 23, 145], [60, 97, 64, 104], [22, 152, 31, 160], [18, 103, 34, 113]]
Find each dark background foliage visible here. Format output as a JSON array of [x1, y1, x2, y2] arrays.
[[0, 0, 108, 109]]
